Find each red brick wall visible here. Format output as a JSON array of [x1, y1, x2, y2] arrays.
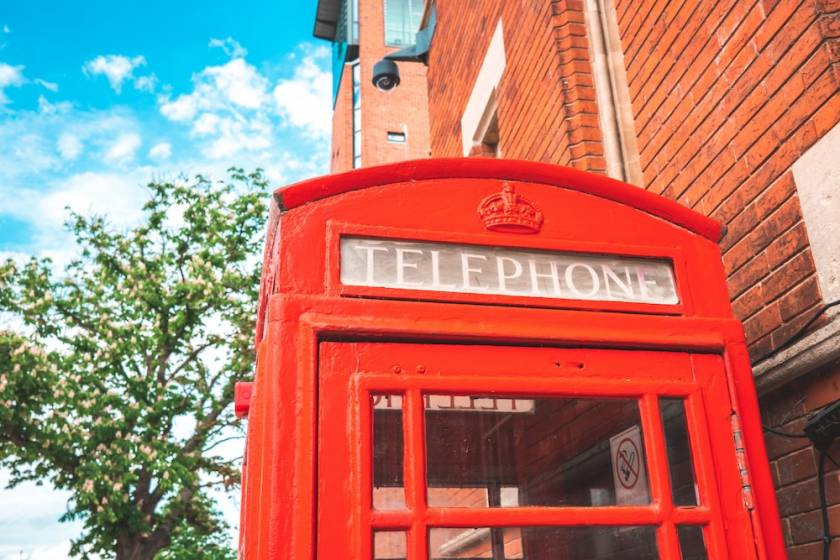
[[550, 0, 607, 172], [613, 0, 840, 359], [761, 363, 840, 558], [356, 0, 431, 168], [331, 64, 354, 173], [426, 0, 606, 171]]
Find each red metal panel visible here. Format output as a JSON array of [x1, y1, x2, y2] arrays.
[[315, 342, 754, 559]]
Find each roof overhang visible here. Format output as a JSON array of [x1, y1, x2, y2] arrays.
[[313, 0, 341, 40]]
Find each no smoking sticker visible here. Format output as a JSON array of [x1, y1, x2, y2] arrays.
[[610, 425, 649, 505]]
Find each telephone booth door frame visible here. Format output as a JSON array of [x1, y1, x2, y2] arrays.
[[318, 342, 756, 560]]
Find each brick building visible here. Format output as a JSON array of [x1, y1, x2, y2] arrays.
[[315, 0, 431, 171], [314, 0, 840, 557]]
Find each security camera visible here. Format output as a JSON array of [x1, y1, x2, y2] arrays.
[[372, 58, 400, 91]]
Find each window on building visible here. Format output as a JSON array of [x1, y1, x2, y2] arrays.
[[584, 0, 643, 185], [384, 0, 423, 47], [386, 131, 406, 143], [352, 62, 362, 168], [330, 0, 360, 107]]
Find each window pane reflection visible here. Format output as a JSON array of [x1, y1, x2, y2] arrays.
[[373, 394, 405, 510], [425, 395, 650, 507], [677, 526, 707, 560], [660, 398, 699, 506], [429, 526, 657, 559], [374, 530, 406, 559], [430, 527, 522, 559]]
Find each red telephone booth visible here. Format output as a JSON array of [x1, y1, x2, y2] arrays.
[[237, 159, 786, 559]]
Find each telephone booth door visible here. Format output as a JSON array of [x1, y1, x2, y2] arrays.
[[318, 342, 758, 560]]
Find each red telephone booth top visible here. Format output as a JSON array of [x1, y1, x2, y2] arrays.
[[239, 159, 785, 560]]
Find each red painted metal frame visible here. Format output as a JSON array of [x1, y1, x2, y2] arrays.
[[239, 159, 786, 560], [319, 343, 744, 559]]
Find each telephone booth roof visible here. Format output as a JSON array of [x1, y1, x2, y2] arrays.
[[256, 158, 736, 337], [273, 158, 723, 242]]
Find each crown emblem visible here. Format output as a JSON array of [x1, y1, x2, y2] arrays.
[[477, 183, 544, 234]]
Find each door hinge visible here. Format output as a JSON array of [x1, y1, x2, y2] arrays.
[[731, 411, 756, 511]]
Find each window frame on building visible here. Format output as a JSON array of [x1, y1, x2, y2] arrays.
[[383, 0, 424, 47]]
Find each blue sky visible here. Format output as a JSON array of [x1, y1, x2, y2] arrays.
[[0, 0, 331, 260], [0, 1, 331, 557]]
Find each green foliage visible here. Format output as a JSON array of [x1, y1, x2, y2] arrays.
[[0, 169, 267, 560], [154, 506, 237, 560]]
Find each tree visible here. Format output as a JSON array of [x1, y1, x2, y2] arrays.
[[0, 169, 267, 560]]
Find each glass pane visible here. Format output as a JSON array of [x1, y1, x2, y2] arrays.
[[677, 526, 707, 560], [429, 526, 657, 559], [373, 394, 405, 510], [425, 395, 650, 507], [384, 0, 423, 46], [660, 398, 699, 506], [430, 527, 523, 559], [374, 530, 406, 559]]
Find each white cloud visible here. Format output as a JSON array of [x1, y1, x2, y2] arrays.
[[148, 141, 171, 160], [133, 74, 157, 92], [0, 102, 139, 186], [205, 117, 272, 159], [157, 44, 331, 161], [57, 133, 83, 160], [158, 58, 273, 159], [35, 78, 58, 92], [204, 58, 268, 109], [209, 37, 247, 59], [159, 58, 268, 120], [42, 171, 148, 226], [2, 25, 9, 34], [157, 92, 196, 121], [37, 95, 71, 115], [82, 54, 146, 93], [193, 112, 220, 134], [0, 62, 25, 104], [272, 47, 331, 139], [104, 132, 141, 162], [0, 472, 81, 560], [1, 171, 149, 231]]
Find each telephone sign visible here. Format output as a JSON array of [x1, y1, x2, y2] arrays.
[[340, 236, 679, 304], [238, 158, 786, 560]]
